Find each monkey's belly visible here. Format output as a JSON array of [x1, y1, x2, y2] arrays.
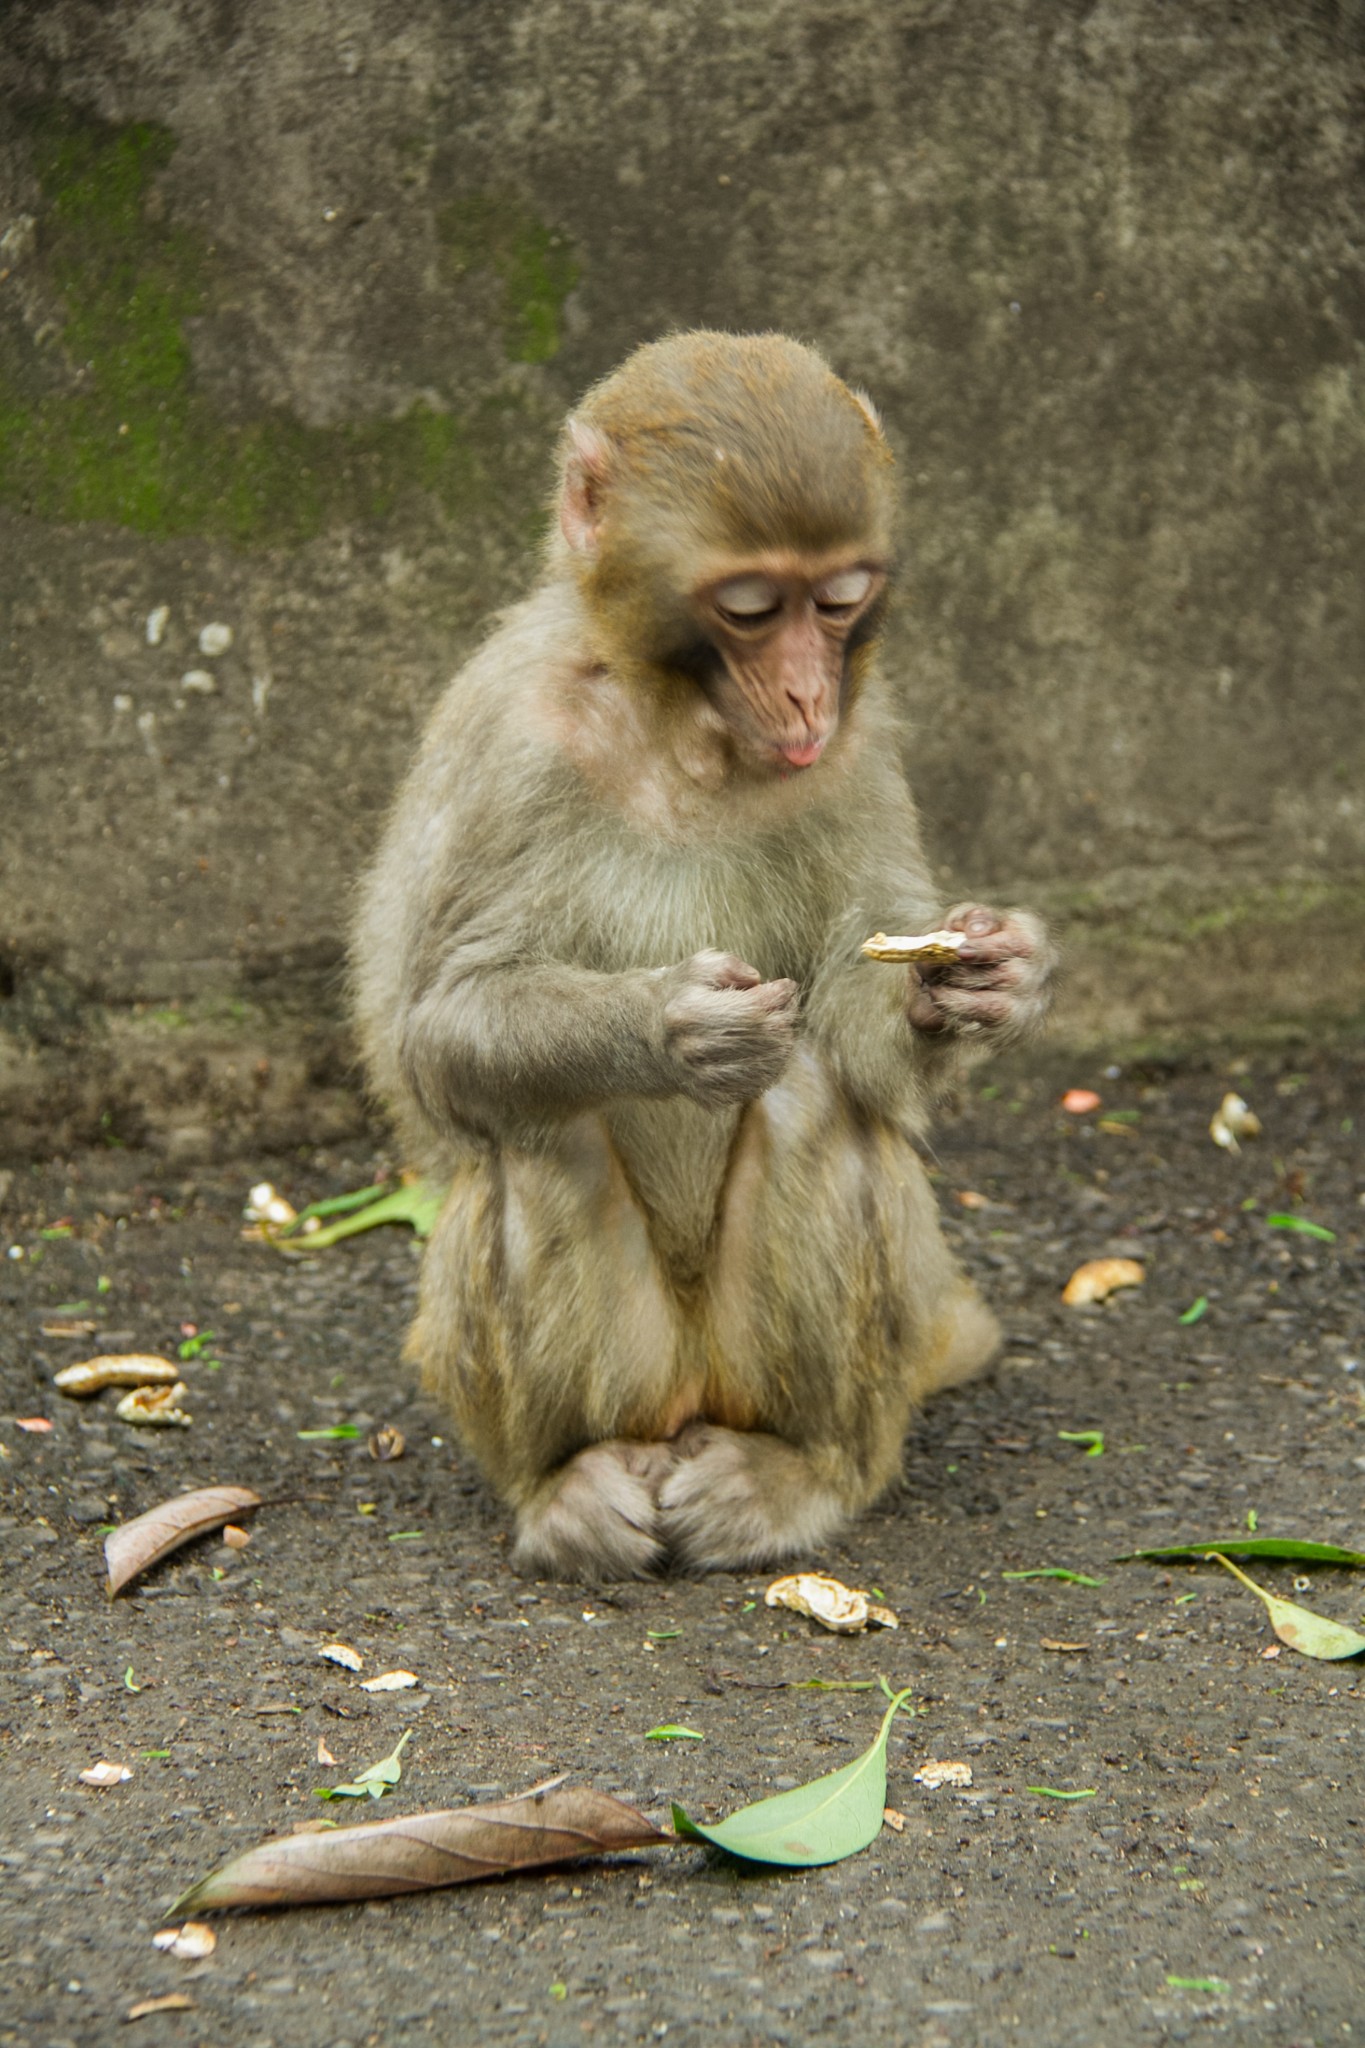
[[598, 1096, 742, 1291]]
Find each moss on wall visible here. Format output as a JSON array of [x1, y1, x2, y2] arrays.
[[438, 192, 580, 365], [0, 108, 574, 544]]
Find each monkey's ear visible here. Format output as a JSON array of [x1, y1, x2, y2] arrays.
[[560, 418, 613, 555]]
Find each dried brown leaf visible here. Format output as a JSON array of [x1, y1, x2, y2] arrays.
[[175, 1785, 667, 1912], [105, 1485, 262, 1597]]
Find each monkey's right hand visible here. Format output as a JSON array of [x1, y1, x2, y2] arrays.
[[659, 950, 800, 1107]]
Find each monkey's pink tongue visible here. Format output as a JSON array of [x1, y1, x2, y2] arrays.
[[779, 739, 825, 768]]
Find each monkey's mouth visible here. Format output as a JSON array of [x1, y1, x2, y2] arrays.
[[772, 736, 827, 769]]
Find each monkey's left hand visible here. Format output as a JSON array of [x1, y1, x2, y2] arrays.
[[905, 903, 1055, 1045]]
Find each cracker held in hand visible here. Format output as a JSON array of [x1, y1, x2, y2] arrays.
[[861, 930, 968, 967]]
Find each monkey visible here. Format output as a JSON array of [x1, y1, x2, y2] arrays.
[[352, 331, 1054, 1580]]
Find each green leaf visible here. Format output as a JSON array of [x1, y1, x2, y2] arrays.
[[790, 1678, 877, 1691], [1058, 1430, 1104, 1457], [1265, 1213, 1336, 1242], [1246, 1509, 1258, 1532], [297, 1424, 363, 1440], [1166, 1976, 1227, 1995], [1178, 1296, 1209, 1325], [671, 1687, 912, 1867], [315, 1729, 412, 1800], [275, 1181, 446, 1251], [1117, 1538, 1365, 1567], [1207, 1554, 1365, 1660], [1027, 1786, 1096, 1801], [646, 1629, 681, 1641], [1002, 1568, 1108, 1586], [178, 1330, 217, 1359], [646, 1725, 703, 1741]]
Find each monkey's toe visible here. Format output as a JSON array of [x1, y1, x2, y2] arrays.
[[658, 1426, 847, 1573], [511, 1440, 669, 1580]]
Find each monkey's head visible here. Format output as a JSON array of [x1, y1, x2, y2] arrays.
[[555, 332, 896, 774]]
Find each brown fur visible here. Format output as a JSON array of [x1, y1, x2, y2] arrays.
[[353, 332, 1052, 1579]]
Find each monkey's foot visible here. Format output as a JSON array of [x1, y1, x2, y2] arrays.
[[658, 1424, 848, 1572], [512, 1439, 674, 1580]]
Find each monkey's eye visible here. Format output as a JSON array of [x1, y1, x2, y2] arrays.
[[814, 567, 874, 611], [713, 575, 782, 624]]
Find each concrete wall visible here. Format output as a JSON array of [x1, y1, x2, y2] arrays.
[[2, 0, 1363, 1157]]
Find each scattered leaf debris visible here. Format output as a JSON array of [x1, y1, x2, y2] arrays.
[[1208, 1552, 1365, 1660], [673, 1687, 913, 1868], [105, 1485, 262, 1597], [1061, 1258, 1145, 1306], [174, 1784, 666, 1910], [316, 1729, 411, 1800], [763, 1572, 899, 1634]]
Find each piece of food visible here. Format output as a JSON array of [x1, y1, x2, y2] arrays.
[[764, 1572, 898, 1634], [1061, 1257, 1146, 1307], [861, 929, 968, 966], [1210, 1092, 1261, 1153], [54, 1354, 181, 1398], [115, 1383, 191, 1427]]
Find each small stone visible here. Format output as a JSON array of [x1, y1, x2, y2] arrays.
[[145, 604, 169, 646], [180, 670, 217, 694], [198, 621, 233, 656]]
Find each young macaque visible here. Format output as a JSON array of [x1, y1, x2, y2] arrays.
[[353, 331, 1054, 1579]]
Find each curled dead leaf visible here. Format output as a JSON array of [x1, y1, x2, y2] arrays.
[[54, 1354, 180, 1398], [174, 1784, 667, 1912], [105, 1484, 262, 1596], [115, 1383, 191, 1428], [1061, 1257, 1146, 1307], [764, 1572, 899, 1634], [152, 1922, 216, 1960], [913, 1760, 973, 1790]]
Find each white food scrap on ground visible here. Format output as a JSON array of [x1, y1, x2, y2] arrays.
[[1061, 1257, 1145, 1307], [763, 1572, 899, 1634], [913, 1760, 973, 1790]]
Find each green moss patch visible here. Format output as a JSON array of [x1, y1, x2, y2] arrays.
[[439, 192, 580, 365], [0, 106, 521, 544]]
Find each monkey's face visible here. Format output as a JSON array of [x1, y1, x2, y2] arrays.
[[684, 556, 887, 772]]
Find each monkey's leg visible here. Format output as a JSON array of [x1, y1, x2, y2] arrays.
[[409, 1118, 685, 1579], [659, 1047, 1000, 1572]]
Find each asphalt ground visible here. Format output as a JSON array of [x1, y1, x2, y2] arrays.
[[1, 1045, 1362, 2048]]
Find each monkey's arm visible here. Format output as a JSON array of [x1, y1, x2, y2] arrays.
[[397, 945, 799, 1143]]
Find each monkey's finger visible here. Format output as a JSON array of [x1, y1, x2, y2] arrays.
[[742, 976, 802, 1018], [690, 950, 763, 991]]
